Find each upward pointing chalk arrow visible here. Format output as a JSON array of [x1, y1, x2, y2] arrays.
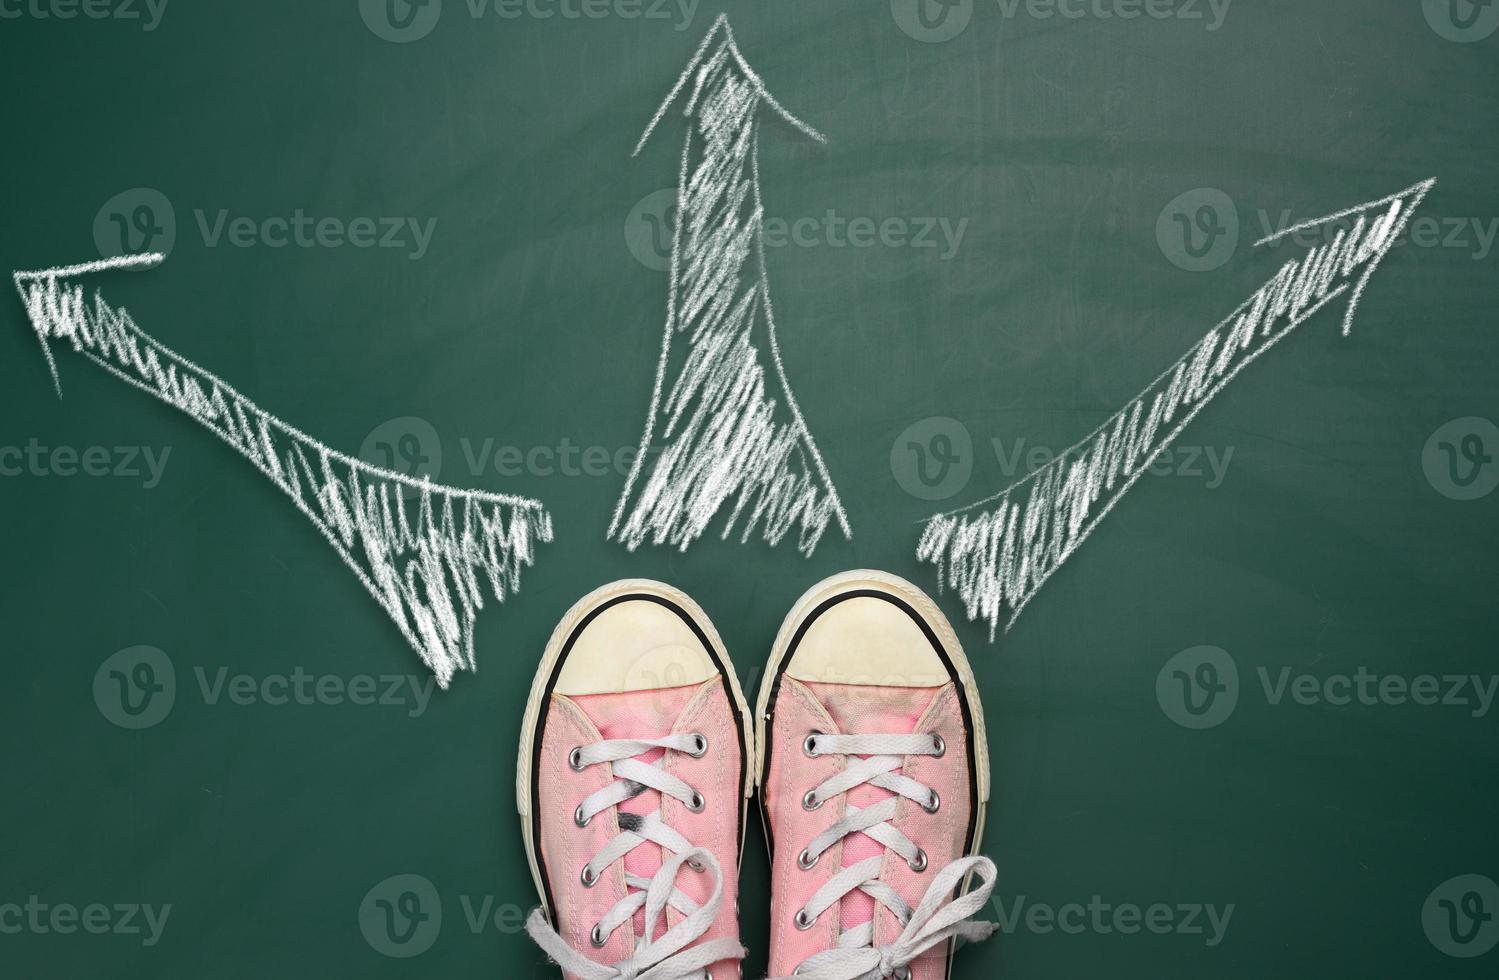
[[609, 14, 852, 556], [917, 178, 1436, 638], [13, 253, 553, 687]]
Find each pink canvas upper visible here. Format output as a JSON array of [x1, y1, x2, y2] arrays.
[[763, 677, 974, 980], [536, 678, 743, 980]]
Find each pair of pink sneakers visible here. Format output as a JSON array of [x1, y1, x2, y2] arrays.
[[516, 571, 997, 980]]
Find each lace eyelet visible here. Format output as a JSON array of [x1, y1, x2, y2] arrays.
[[580, 865, 598, 887], [574, 803, 590, 827], [802, 731, 822, 757], [893, 967, 912, 980], [686, 791, 705, 813], [688, 856, 706, 872], [922, 790, 940, 814], [928, 733, 945, 757], [797, 848, 820, 870], [686, 732, 709, 758], [908, 848, 928, 872], [568, 746, 585, 771], [801, 790, 822, 811], [793, 908, 816, 930], [590, 923, 607, 947]]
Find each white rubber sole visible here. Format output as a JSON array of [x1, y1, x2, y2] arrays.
[[515, 578, 754, 921]]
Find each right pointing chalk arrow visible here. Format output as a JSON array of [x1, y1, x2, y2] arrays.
[[918, 178, 1436, 637]]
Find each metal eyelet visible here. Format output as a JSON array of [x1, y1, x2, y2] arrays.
[[590, 923, 607, 947], [893, 967, 912, 980], [922, 790, 940, 814], [688, 856, 706, 872], [802, 732, 822, 757], [568, 746, 585, 771], [580, 865, 598, 887], [574, 803, 590, 827], [686, 791, 705, 813], [928, 733, 945, 757], [908, 848, 928, 872], [793, 908, 816, 930], [801, 790, 822, 811], [687, 732, 709, 758], [797, 848, 819, 870]]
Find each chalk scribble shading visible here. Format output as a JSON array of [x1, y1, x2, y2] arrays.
[[14, 254, 553, 687], [918, 179, 1435, 637], [609, 14, 852, 556]]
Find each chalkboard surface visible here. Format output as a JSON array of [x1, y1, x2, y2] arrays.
[[2, 2, 1496, 978]]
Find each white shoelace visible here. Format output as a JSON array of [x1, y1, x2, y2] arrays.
[[527, 734, 745, 980], [772, 732, 998, 980]]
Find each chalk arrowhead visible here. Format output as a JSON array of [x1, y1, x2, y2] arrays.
[[634, 13, 826, 157], [12, 252, 166, 396]]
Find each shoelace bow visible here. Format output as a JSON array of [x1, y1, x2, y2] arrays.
[[771, 732, 998, 980], [527, 734, 745, 980]]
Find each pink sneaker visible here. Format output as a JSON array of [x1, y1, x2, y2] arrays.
[[518, 580, 752, 980], [755, 571, 998, 980]]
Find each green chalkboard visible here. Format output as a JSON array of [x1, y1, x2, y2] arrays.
[[2, 2, 1497, 978]]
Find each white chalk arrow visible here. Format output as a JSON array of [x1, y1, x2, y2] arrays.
[[918, 178, 1435, 637], [13, 253, 553, 687], [609, 14, 852, 556]]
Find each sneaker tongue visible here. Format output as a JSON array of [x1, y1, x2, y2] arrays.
[[571, 683, 701, 936], [803, 682, 942, 936]]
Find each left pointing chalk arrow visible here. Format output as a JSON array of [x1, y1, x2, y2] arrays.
[[13, 253, 554, 687]]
